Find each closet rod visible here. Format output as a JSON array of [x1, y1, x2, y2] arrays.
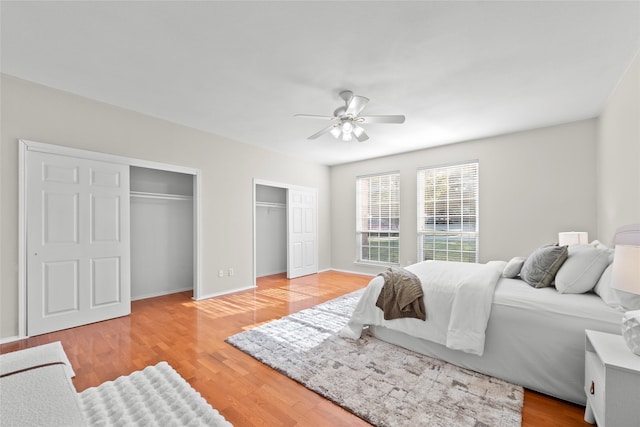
[[256, 201, 286, 209], [130, 191, 193, 201]]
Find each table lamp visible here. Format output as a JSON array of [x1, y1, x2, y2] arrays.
[[558, 231, 589, 246], [611, 244, 640, 355]]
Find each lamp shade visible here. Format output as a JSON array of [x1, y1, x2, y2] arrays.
[[558, 231, 589, 246], [611, 245, 640, 295]]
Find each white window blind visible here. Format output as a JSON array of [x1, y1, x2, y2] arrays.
[[356, 172, 400, 264], [417, 162, 478, 263]]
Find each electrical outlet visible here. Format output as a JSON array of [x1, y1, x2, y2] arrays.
[[228, 268, 234, 276], [218, 269, 224, 278]]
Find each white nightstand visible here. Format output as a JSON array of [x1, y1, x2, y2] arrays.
[[584, 329, 640, 426]]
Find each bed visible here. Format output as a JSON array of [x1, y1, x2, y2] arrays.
[[341, 225, 640, 405]]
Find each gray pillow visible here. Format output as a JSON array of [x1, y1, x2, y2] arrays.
[[502, 256, 526, 278], [520, 245, 569, 288]]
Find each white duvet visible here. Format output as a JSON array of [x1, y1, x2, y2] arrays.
[[340, 260, 507, 356]]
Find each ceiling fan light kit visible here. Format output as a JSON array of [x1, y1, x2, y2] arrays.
[[295, 90, 405, 142]]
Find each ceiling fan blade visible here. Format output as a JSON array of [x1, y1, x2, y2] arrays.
[[355, 129, 369, 142], [360, 115, 406, 124], [345, 95, 370, 117], [294, 114, 335, 120], [307, 124, 337, 140]]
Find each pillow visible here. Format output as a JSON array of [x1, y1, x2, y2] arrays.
[[555, 245, 611, 294], [590, 240, 604, 248], [502, 257, 526, 278], [617, 290, 640, 311], [593, 264, 621, 308], [589, 240, 615, 263], [520, 245, 569, 288], [594, 264, 640, 311]]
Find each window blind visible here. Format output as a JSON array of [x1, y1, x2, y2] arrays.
[[417, 162, 478, 263], [356, 172, 400, 264]]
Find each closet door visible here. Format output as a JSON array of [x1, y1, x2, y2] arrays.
[[287, 187, 318, 278], [26, 151, 130, 336]]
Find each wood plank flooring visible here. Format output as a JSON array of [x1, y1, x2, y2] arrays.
[[1, 271, 590, 426]]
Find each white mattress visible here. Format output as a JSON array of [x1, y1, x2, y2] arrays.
[[371, 277, 623, 404]]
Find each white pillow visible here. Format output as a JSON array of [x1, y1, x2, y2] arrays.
[[555, 245, 611, 294], [589, 240, 615, 263], [594, 263, 640, 311], [502, 257, 526, 278], [593, 264, 622, 308]]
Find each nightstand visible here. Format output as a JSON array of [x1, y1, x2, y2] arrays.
[[584, 329, 640, 426]]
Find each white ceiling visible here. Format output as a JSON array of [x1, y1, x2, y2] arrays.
[[2, 1, 639, 165]]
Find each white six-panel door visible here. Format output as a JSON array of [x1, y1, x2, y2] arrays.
[[27, 151, 131, 336], [287, 188, 318, 279]]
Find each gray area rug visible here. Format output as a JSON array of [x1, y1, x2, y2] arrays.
[[226, 290, 523, 427]]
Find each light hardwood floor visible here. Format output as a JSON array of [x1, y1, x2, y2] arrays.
[[1, 271, 590, 426]]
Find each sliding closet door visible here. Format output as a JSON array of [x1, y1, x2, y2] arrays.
[[287, 187, 318, 278], [26, 151, 130, 336]]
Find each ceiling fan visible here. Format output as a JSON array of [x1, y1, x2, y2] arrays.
[[294, 90, 405, 142]]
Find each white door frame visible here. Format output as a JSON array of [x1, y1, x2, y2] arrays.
[[252, 179, 318, 285], [18, 139, 202, 338]]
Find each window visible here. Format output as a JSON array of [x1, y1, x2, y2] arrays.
[[417, 162, 478, 262], [356, 172, 400, 264]]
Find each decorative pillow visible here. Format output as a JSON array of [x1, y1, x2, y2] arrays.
[[502, 257, 526, 278], [520, 245, 569, 288], [594, 264, 640, 311], [555, 245, 611, 294]]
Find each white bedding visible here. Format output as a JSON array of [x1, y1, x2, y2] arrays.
[[372, 277, 623, 404], [340, 260, 506, 355]]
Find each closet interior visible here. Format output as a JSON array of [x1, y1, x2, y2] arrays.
[[130, 166, 194, 300], [255, 184, 287, 277]]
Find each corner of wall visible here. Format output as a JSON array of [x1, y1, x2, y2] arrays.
[[596, 52, 640, 245]]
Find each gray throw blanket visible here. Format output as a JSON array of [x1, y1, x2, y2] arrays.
[[375, 267, 426, 321]]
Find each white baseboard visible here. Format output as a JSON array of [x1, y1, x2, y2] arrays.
[[131, 286, 193, 301], [256, 269, 287, 277], [0, 335, 24, 344], [196, 284, 257, 301], [324, 268, 376, 277]]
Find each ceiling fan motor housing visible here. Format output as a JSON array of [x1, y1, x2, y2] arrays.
[[295, 90, 404, 142]]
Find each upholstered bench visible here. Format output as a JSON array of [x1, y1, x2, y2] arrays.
[[1, 342, 233, 427], [1, 342, 85, 426]]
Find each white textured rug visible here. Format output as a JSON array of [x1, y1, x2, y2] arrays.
[[227, 291, 523, 427], [79, 362, 232, 427]]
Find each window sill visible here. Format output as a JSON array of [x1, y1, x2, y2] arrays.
[[354, 260, 400, 268]]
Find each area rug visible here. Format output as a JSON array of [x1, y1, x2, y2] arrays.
[[79, 361, 233, 427], [226, 290, 523, 427]]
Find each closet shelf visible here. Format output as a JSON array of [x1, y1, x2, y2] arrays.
[[256, 201, 286, 209], [130, 191, 193, 201]]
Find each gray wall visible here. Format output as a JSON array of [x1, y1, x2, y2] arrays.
[[330, 120, 598, 275], [597, 53, 640, 245], [0, 75, 331, 339]]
